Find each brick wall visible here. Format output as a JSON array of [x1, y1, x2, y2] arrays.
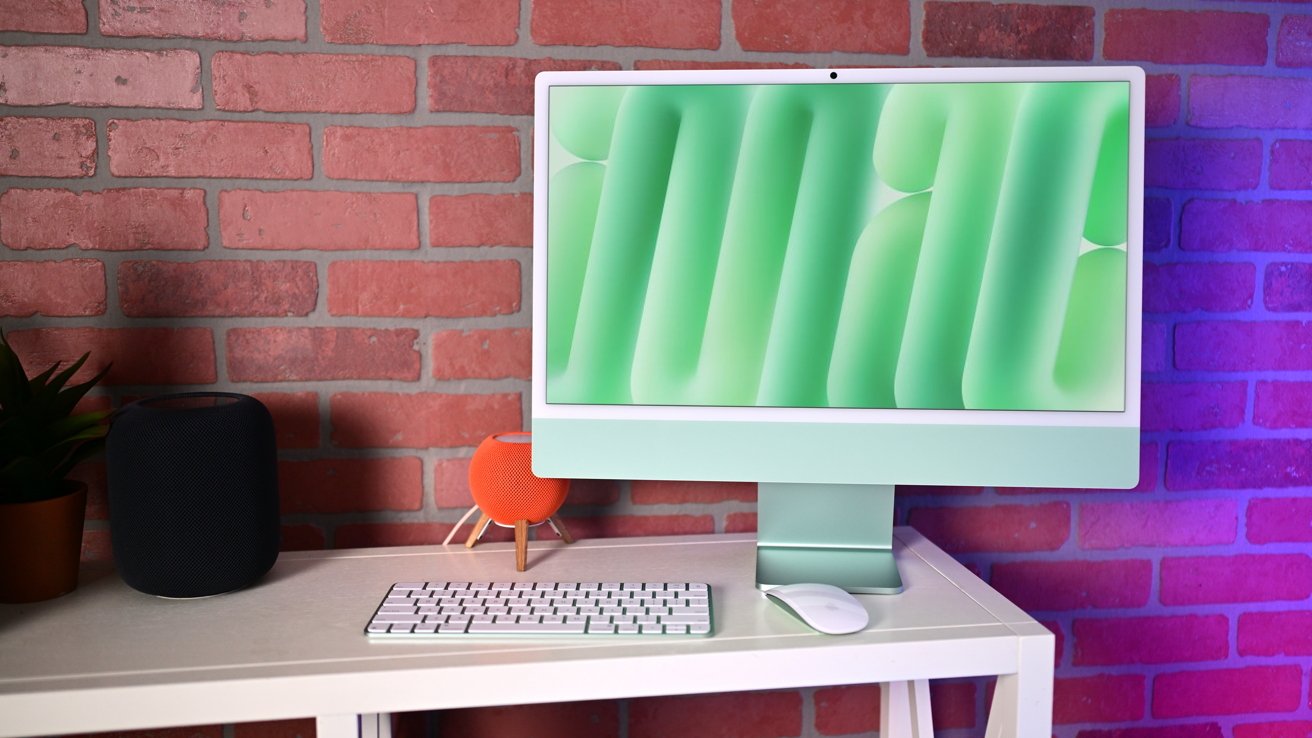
[[2, 0, 1310, 736]]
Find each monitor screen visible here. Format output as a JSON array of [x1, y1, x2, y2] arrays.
[[532, 67, 1143, 494], [544, 79, 1129, 415]]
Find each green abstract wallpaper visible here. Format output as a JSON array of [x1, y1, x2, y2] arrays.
[[547, 81, 1129, 411]]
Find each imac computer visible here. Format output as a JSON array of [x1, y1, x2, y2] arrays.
[[531, 66, 1145, 593]]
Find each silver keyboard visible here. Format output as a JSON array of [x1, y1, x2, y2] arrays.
[[366, 581, 713, 637]]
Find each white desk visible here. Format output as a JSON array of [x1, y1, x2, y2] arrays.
[[0, 528, 1052, 738]]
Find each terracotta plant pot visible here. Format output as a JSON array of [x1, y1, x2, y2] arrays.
[[0, 482, 87, 603]]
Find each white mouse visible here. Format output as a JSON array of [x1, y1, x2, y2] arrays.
[[763, 582, 870, 635]]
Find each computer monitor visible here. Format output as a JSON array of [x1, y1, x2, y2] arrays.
[[531, 66, 1144, 593]]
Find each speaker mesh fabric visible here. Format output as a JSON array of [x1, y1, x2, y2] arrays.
[[106, 393, 279, 598], [468, 432, 568, 525]]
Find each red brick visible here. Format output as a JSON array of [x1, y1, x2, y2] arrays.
[[1104, 10, 1268, 66], [908, 503, 1069, 553], [1182, 199, 1312, 252], [1235, 723, 1312, 738], [1073, 615, 1228, 666], [1255, 381, 1312, 428], [323, 126, 518, 183], [629, 690, 801, 738], [214, 52, 415, 114], [72, 461, 108, 521], [1175, 321, 1312, 372], [81, 527, 111, 562], [1146, 75, 1180, 128], [1162, 554, 1312, 605], [429, 193, 531, 247], [634, 59, 811, 71], [279, 458, 423, 514], [6, 327, 215, 386], [328, 260, 520, 318], [0, 46, 200, 109], [1054, 674, 1145, 725], [1271, 140, 1312, 190], [1248, 497, 1312, 543], [563, 479, 621, 507], [534, 0, 719, 49], [1169, 438, 1310, 490], [1080, 499, 1237, 550], [330, 392, 521, 449], [734, 0, 907, 53], [1078, 723, 1224, 738], [1278, 15, 1312, 67], [0, 116, 95, 177], [1267, 262, 1312, 312], [434, 457, 473, 509], [432, 328, 530, 380], [321, 0, 517, 45], [1144, 262, 1253, 314], [1154, 666, 1302, 718], [1, 0, 86, 33], [1142, 322, 1168, 374], [630, 480, 756, 505], [334, 522, 457, 549], [0, 188, 207, 251], [108, 119, 311, 179], [428, 56, 619, 115], [0, 260, 105, 317], [928, 681, 977, 730], [922, 2, 1092, 60], [726, 512, 757, 532], [1238, 610, 1312, 656], [227, 328, 420, 382], [279, 525, 325, 552], [1143, 197, 1171, 252], [814, 681, 976, 734], [1142, 381, 1246, 432], [1190, 75, 1312, 129], [561, 514, 716, 539], [119, 260, 316, 317], [248, 392, 319, 450], [990, 559, 1152, 611], [233, 717, 316, 738], [1145, 139, 1261, 191], [219, 190, 417, 251], [100, 0, 306, 41], [441, 700, 618, 738]]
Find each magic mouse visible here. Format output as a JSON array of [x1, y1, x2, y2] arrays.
[[764, 583, 870, 635]]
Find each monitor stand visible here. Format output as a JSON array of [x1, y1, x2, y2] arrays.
[[755, 482, 903, 594]]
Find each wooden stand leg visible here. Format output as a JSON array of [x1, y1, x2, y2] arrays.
[[549, 515, 575, 544], [465, 513, 491, 549], [514, 519, 529, 571]]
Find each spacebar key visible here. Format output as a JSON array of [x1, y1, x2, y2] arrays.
[[467, 621, 587, 634]]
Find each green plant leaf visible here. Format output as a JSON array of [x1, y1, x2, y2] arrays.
[[0, 333, 33, 412], [51, 360, 110, 420]]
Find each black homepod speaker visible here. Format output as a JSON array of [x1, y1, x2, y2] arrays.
[[106, 393, 280, 598]]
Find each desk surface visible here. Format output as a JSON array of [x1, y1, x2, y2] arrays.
[[0, 528, 1049, 737]]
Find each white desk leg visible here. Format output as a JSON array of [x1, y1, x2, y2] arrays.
[[316, 714, 393, 738], [880, 680, 933, 738], [986, 625, 1055, 738]]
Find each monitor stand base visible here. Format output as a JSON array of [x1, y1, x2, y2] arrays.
[[755, 482, 904, 595]]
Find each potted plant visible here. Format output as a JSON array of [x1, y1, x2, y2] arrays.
[[0, 331, 110, 603]]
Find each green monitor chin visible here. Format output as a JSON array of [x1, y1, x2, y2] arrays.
[[531, 66, 1145, 593]]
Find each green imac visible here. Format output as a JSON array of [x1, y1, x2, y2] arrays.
[[531, 66, 1145, 593]]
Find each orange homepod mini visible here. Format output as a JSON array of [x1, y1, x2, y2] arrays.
[[465, 432, 573, 571]]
